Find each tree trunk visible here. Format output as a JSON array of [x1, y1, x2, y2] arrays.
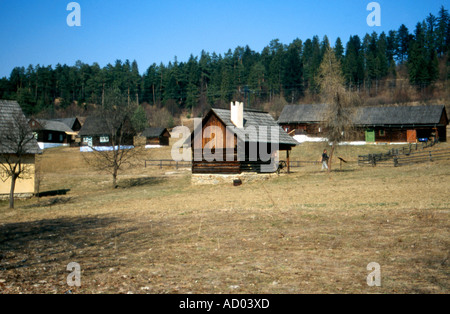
[[112, 166, 118, 189], [9, 174, 17, 209]]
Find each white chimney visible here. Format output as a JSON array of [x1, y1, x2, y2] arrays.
[[230, 101, 244, 128]]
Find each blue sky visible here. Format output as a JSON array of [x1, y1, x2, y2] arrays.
[[0, 0, 447, 78]]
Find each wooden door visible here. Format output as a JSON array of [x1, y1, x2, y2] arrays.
[[407, 130, 417, 143]]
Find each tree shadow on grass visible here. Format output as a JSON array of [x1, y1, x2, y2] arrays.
[[0, 216, 122, 270], [118, 176, 166, 188]]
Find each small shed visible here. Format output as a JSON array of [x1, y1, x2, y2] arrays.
[[142, 127, 170, 147]]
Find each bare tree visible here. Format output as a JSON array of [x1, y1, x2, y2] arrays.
[[0, 107, 41, 209], [82, 90, 144, 188], [316, 47, 358, 172]]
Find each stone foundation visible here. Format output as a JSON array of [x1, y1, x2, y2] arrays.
[[0, 193, 34, 200], [191, 172, 278, 185]]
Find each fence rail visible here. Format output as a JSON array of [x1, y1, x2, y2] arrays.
[[144, 159, 192, 169], [359, 147, 450, 167]]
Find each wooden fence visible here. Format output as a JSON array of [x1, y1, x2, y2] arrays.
[[144, 158, 321, 170], [359, 148, 450, 167]]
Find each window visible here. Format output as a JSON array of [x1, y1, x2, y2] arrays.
[[60, 134, 64, 142], [83, 137, 93, 147], [100, 136, 110, 143], [33, 132, 38, 140], [48, 133, 52, 141], [379, 129, 385, 137]]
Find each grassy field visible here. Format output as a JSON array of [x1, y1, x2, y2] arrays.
[[0, 141, 449, 294]]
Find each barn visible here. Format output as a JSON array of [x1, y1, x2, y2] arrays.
[[29, 118, 76, 149], [142, 127, 170, 148], [186, 102, 297, 179], [278, 104, 448, 143], [0, 100, 41, 198], [354, 105, 448, 143]]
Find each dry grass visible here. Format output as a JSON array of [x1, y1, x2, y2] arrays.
[[0, 142, 449, 294]]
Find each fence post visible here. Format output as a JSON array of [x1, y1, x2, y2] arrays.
[[429, 151, 433, 162], [394, 157, 398, 167], [160, 160, 163, 169]]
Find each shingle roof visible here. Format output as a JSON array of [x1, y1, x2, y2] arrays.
[[354, 105, 447, 126], [78, 116, 110, 136], [53, 117, 78, 129], [278, 104, 448, 126], [0, 100, 41, 154], [79, 115, 136, 137], [33, 119, 74, 133], [195, 108, 298, 146], [277, 104, 329, 124], [142, 127, 168, 138]]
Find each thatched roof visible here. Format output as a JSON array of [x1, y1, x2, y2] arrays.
[[0, 100, 41, 154]]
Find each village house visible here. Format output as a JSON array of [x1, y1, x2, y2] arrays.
[[29, 118, 76, 149], [53, 117, 83, 146], [186, 102, 297, 184], [78, 115, 137, 152], [141, 127, 171, 148], [0, 100, 41, 198], [278, 104, 448, 144]]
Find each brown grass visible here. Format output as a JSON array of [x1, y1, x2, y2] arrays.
[[0, 142, 449, 294]]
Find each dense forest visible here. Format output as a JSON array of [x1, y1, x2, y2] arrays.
[[1, 6, 449, 125]]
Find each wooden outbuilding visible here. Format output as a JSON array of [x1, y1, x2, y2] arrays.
[[187, 102, 298, 174], [142, 127, 170, 147]]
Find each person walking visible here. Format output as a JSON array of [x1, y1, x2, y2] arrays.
[[321, 149, 329, 171]]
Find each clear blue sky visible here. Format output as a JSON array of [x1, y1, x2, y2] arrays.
[[0, 0, 447, 78]]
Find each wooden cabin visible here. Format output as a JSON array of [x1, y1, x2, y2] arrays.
[[278, 104, 448, 143], [78, 115, 136, 150], [0, 100, 41, 198], [187, 102, 298, 174], [142, 127, 170, 147], [29, 118, 75, 149]]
